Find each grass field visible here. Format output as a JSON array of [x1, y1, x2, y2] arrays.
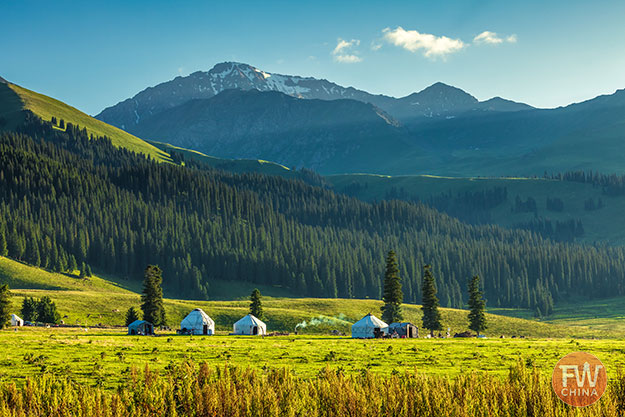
[[2, 239, 625, 415], [2, 327, 624, 390], [328, 174, 625, 244], [0, 82, 170, 162]]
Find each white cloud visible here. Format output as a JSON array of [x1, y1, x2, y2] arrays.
[[382, 26, 465, 58], [333, 38, 359, 54], [473, 31, 517, 45], [332, 38, 362, 63], [334, 54, 362, 63], [370, 41, 383, 51]]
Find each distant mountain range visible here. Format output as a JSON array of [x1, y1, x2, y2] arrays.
[[95, 62, 625, 175], [0, 62, 579, 175], [96, 62, 533, 130], [131, 89, 418, 173]]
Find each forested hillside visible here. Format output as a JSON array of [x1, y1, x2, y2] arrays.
[[329, 173, 625, 245], [2, 115, 625, 315]]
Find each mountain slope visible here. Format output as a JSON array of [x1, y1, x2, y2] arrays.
[[328, 174, 625, 244], [394, 88, 625, 176], [0, 81, 171, 162], [132, 89, 424, 173], [148, 140, 297, 176], [96, 61, 532, 129]]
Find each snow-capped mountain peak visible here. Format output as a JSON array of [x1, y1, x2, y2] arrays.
[[95, 61, 532, 131]]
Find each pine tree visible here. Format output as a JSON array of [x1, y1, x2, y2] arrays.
[[37, 296, 60, 324], [67, 254, 78, 273], [421, 265, 442, 336], [249, 288, 264, 319], [54, 252, 66, 273], [79, 262, 87, 278], [141, 265, 166, 327], [21, 297, 38, 322], [381, 250, 403, 323], [0, 285, 11, 329], [85, 264, 92, 277], [125, 307, 141, 326], [0, 230, 7, 257], [467, 275, 487, 336]]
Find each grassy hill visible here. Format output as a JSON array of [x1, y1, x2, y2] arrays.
[[328, 174, 625, 244], [0, 256, 617, 339], [148, 141, 296, 177], [0, 81, 171, 162]]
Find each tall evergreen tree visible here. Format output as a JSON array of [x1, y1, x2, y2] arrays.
[[0, 284, 11, 329], [141, 265, 166, 327], [37, 296, 60, 324], [421, 265, 442, 336], [0, 230, 7, 257], [67, 254, 78, 273], [125, 307, 141, 326], [25, 235, 40, 267], [21, 297, 38, 322], [249, 288, 264, 319], [467, 275, 487, 336], [381, 250, 403, 323]]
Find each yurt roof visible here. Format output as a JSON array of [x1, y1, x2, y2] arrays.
[[181, 308, 214, 327], [234, 314, 266, 327], [352, 313, 388, 329], [128, 320, 151, 328]]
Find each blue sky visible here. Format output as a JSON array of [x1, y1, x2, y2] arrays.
[[2, 0, 624, 115]]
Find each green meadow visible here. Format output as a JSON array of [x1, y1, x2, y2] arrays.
[[2, 255, 624, 392], [2, 328, 625, 390]]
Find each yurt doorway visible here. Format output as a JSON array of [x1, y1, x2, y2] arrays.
[[253, 326, 258, 335], [408, 327, 414, 338], [203, 324, 208, 335]]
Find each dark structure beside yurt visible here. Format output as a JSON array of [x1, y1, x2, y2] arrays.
[[388, 322, 419, 338], [127, 320, 154, 335]]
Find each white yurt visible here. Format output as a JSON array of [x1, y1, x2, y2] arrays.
[[10, 314, 23, 327], [351, 313, 388, 338], [232, 314, 266, 335], [180, 308, 215, 335]]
